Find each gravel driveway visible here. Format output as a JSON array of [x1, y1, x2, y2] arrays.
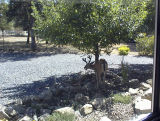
[[0, 53, 153, 105]]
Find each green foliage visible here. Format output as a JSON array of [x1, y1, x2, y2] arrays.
[[113, 93, 132, 104], [46, 112, 75, 121], [118, 46, 130, 55], [32, 0, 148, 56], [0, 1, 12, 31], [135, 33, 154, 55]]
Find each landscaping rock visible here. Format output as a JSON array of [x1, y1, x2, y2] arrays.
[[0, 105, 10, 120], [100, 116, 112, 121], [80, 104, 93, 116], [0, 111, 9, 120], [18, 115, 33, 121], [75, 110, 81, 118], [4, 107, 17, 117], [146, 79, 152, 86], [33, 115, 38, 121], [129, 88, 139, 95], [142, 88, 152, 101], [38, 114, 50, 121], [91, 98, 107, 109], [54, 107, 75, 115], [140, 82, 152, 91], [134, 98, 151, 114]]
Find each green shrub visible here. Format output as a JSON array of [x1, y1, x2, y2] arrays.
[[46, 112, 75, 121], [135, 33, 154, 56], [118, 46, 130, 55], [112, 94, 132, 104]]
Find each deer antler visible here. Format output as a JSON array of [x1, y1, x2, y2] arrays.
[[82, 58, 88, 63], [87, 55, 92, 63]]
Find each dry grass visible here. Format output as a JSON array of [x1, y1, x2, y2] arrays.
[[0, 36, 138, 55]]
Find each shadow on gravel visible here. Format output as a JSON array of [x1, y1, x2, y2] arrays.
[[0, 52, 53, 62], [1, 64, 153, 104]]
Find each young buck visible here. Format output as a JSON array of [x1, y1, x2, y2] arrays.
[[82, 55, 108, 88]]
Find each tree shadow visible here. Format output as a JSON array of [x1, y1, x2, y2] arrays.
[[1, 63, 153, 106], [0, 52, 53, 62]]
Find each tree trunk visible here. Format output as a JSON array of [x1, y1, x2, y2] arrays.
[[26, 28, 30, 44], [2, 30, 4, 50], [31, 29, 37, 51], [94, 43, 100, 89], [95, 43, 99, 62], [46, 40, 48, 44]]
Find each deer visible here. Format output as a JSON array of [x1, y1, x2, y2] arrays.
[[82, 55, 108, 88]]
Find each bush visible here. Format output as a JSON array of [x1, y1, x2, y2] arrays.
[[118, 46, 130, 55], [47, 112, 75, 121], [135, 33, 154, 56], [112, 94, 132, 104]]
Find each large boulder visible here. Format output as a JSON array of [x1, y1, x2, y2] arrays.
[[54, 107, 75, 115], [80, 104, 93, 116], [134, 97, 151, 114]]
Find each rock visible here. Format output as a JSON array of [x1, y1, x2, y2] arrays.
[[129, 79, 139, 88], [4, 107, 17, 117], [121, 92, 131, 96], [54, 107, 75, 115], [75, 110, 81, 118], [91, 98, 107, 109], [38, 114, 50, 121], [33, 115, 38, 121], [134, 98, 151, 114], [100, 116, 112, 121], [140, 82, 152, 91], [142, 88, 152, 101], [80, 104, 93, 116], [40, 109, 52, 115], [0, 111, 9, 120], [146, 79, 152, 86], [129, 88, 139, 95], [75, 93, 89, 104], [18, 116, 33, 121], [138, 89, 144, 95], [0, 105, 10, 120]]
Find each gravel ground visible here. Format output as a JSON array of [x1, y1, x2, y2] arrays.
[[0, 53, 153, 105]]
